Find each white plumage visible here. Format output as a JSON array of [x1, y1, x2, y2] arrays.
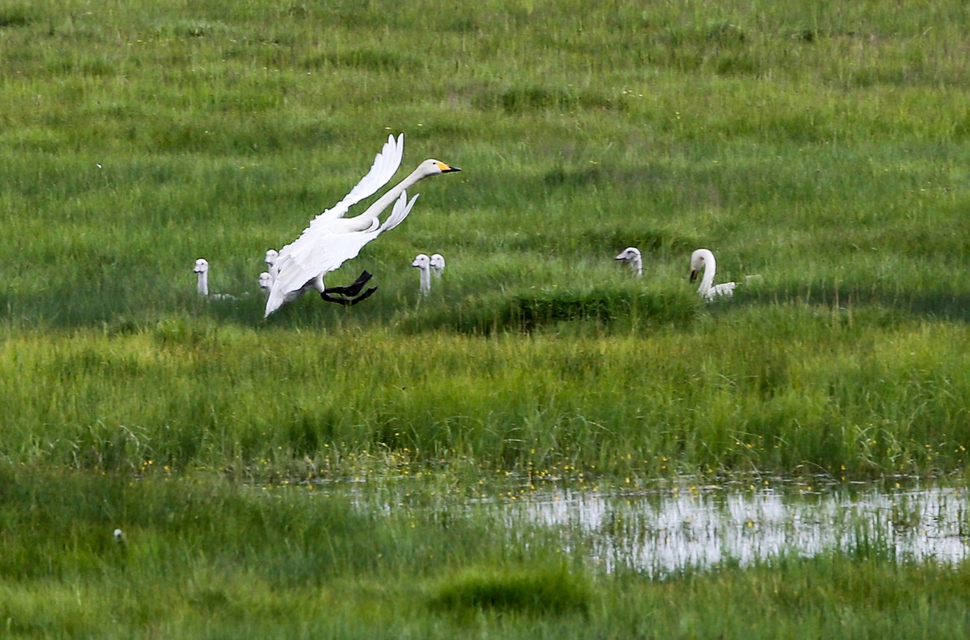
[[689, 248, 736, 300], [412, 253, 431, 295], [265, 134, 459, 317], [615, 247, 642, 277], [264, 249, 279, 272], [193, 258, 237, 300], [430, 253, 445, 279]]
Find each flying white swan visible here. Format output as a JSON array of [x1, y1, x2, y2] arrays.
[[615, 247, 642, 277], [689, 248, 736, 300], [193, 258, 238, 300], [266, 190, 423, 314], [430, 253, 445, 279], [412, 253, 431, 295], [265, 134, 460, 316]]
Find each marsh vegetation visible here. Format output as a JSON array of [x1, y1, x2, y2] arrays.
[[4, 0, 970, 636]]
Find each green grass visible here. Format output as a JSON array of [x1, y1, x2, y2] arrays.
[[3, 466, 970, 639], [430, 566, 591, 616], [3, 308, 970, 479], [5, 0, 970, 635]]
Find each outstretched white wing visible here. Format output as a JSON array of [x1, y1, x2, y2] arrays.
[[264, 191, 419, 316], [267, 134, 403, 281], [311, 133, 404, 225]]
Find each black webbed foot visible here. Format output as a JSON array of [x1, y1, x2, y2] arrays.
[[326, 271, 373, 297], [321, 285, 379, 306], [348, 286, 378, 306]]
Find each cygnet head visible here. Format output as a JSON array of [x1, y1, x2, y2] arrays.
[[258, 272, 273, 292], [412, 253, 431, 269], [615, 247, 642, 276], [689, 249, 714, 283], [264, 249, 279, 268], [429, 253, 445, 276], [615, 247, 641, 263], [193, 258, 209, 274]]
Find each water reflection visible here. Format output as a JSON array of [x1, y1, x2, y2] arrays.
[[512, 483, 970, 575]]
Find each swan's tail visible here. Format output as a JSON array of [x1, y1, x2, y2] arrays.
[[265, 288, 286, 317]]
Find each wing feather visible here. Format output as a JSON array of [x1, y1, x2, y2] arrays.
[[311, 133, 404, 225], [297, 191, 419, 282]]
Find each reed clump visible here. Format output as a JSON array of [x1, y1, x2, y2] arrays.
[[398, 285, 699, 334], [430, 566, 590, 616]]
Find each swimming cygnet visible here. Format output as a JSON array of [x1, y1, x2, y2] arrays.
[[412, 253, 431, 295], [429, 253, 445, 279], [193, 258, 238, 300], [615, 247, 642, 277]]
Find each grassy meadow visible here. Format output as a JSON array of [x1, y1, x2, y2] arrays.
[[4, 0, 970, 636]]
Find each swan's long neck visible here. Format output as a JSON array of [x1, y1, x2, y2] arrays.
[[353, 165, 431, 225], [697, 251, 716, 295], [419, 267, 431, 295], [632, 256, 642, 277], [196, 270, 208, 296]]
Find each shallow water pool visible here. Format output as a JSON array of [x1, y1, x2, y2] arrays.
[[507, 480, 970, 574]]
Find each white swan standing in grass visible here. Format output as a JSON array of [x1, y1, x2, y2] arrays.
[[258, 272, 273, 293], [265, 133, 460, 317], [412, 253, 431, 295], [193, 258, 238, 300], [430, 253, 445, 279], [615, 247, 642, 277], [689, 248, 736, 300]]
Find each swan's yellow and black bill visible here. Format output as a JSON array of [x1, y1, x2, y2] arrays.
[[436, 161, 461, 173], [689, 270, 699, 283]]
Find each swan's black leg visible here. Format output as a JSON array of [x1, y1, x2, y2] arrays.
[[327, 271, 373, 296], [320, 285, 379, 306], [321, 291, 354, 305], [319, 270, 377, 306]]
